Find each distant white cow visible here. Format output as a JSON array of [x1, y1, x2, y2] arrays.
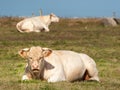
[[19, 46, 99, 82], [16, 13, 59, 33]]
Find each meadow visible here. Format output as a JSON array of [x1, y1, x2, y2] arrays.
[[0, 17, 120, 90]]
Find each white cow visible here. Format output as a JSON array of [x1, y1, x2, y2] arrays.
[[16, 13, 59, 33], [19, 46, 99, 82]]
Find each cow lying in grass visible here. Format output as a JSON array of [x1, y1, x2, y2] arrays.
[[19, 46, 99, 82], [16, 13, 59, 33]]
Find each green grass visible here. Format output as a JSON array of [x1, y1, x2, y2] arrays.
[[0, 17, 120, 90]]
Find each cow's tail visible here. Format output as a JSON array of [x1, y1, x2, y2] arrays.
[[16, 22, 24, 33]]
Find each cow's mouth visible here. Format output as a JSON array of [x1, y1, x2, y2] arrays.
[[32, 69, 39, 72]]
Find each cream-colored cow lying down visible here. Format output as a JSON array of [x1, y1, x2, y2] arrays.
[[19, 46, 99, 82], [16, 13, 59, 33]]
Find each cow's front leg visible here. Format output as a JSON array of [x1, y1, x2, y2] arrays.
[[42, 25, 50, 32], [22, 65, 33, 81], [44, 28, 49, 32], [22, 75, 29, 80], [22, 73, 32, 81], [22, 74, 32, 80]]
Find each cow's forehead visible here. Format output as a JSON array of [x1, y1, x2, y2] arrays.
[[28, 47, 43, 59]]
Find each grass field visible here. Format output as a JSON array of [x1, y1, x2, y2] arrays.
[[0, 17, 120, 90]]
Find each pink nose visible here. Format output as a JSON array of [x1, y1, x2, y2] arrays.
[[32, 61, 39, 69], [32, 64, 39, 69]]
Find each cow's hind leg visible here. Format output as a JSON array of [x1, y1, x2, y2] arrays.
[[83, 70, 90, 81], [84, 69, 99, 82]]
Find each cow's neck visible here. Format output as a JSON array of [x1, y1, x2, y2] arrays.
[[40, 15, 51, 26]]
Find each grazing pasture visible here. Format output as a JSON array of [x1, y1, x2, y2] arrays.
[[0, 17, 120, 90]]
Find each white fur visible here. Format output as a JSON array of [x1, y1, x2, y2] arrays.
[[22, 75, 29, 80]]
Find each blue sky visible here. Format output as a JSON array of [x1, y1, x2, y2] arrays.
[[0, 0, 120, 17]]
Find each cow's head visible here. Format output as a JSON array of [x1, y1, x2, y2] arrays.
[[19, 46, 52, 73], [50, 13, 59, 22]]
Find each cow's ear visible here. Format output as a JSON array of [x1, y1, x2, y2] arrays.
[[18, 48, 30, 58], [42, 48, 52, 57]]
